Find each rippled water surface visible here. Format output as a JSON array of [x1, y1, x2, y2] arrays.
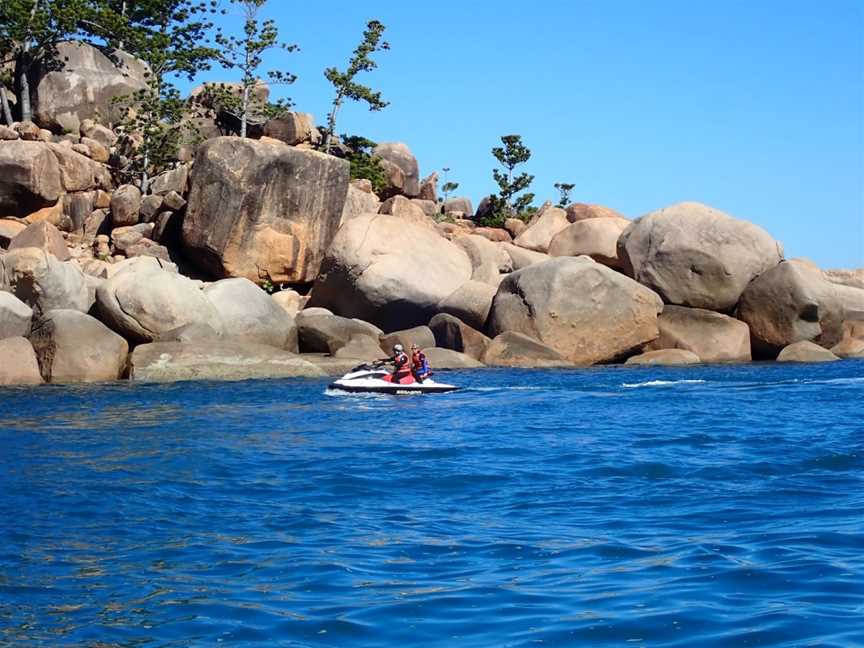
[[1, 362, 863, 647]]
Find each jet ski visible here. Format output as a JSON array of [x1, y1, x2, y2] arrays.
[[328, 361, 459, 395]]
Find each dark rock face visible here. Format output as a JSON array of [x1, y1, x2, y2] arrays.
[[31, 41, 150, 133], [428, 313, 491, 361], [182, 137, 349, 284]]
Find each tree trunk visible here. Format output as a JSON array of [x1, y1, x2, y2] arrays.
[[0, 84, 13, 126], [118, 0, 128, 50], [241, 82, 249, 139], [323, 96, 342, 154], [18, 0, 40, 123], [18, 62, 32, 123], [141, 151, 150, 194]]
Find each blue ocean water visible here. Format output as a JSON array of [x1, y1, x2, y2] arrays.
[[1, 362, 862, 647]]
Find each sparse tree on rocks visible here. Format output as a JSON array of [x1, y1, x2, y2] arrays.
[[442, 182, 459, 205], [321, 19, 390, 155], [554, 182, 575, 208], [212, 0, 297, 138], [0, 0, 89, 122], [93, 0, 218, 191], [485, 134, 535, 226]]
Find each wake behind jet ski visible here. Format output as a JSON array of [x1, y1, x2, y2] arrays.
[[328, 344, 459, 395]]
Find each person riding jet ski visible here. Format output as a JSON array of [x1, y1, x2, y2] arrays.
[[386, 344, 413, 383], [411, 344, 431, 382]]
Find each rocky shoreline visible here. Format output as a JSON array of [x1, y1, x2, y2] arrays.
[[1, 42, 862, 386]]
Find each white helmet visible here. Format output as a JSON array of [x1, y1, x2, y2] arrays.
[[393, 344, 404, 353]]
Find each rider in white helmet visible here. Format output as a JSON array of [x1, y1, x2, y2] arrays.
[[388, 344, 411, 381]]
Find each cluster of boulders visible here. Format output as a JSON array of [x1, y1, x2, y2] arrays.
[[1, 41, 862, 386]]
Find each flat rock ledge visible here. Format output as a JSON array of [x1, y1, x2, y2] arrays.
[[129, 342, 326, 383]]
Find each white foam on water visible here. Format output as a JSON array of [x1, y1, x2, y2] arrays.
[[468, 386, 546, 392], [324, 389, 387, 399], [812, 377, 864, 386], [622, 379, 707, 389]]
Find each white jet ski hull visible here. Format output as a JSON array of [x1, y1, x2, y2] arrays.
[[328, 366, 459, 395]]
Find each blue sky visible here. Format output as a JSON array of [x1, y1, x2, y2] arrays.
[[192, 0, 863, 269]]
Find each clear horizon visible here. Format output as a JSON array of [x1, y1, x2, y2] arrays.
[[184, 0, 863, 269]]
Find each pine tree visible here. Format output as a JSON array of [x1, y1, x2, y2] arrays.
[[212, 0, 297, 138], [91, 0, 218, 191], [321, 19, 389, 155], [0, 0, 90, 123], [485, 134, 535, 226], [554, 182, 575, 208], [442, 181, 459, 204]]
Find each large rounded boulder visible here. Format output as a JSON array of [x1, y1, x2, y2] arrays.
[[0, 337, 43, 385], [0, 291, 33, 339], [482, 331, 571, 368], [95, 267, 223, 343], [617, 202, 783, 311], [487, 256, 663, 365], [29, 309, 128, 382], [513, 205, 569, 253], [295, 309, 382, 354], [645, 305, 751, 363], [308, 214, 473, 331], [373, 142, 420, 197], [31, 41, 149, 133], [548, 218, 629, 268], [436, 280, 497, 331], [204, 278, 295, 349], [454, 234, 512, 286], [736, 259, 846, 357], [0, 247, 91, 314], [183, 137, 349, 284]]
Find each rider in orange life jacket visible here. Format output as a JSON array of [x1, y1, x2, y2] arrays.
[[411, 344, 431, 382], [387, 344, 412, 382]]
